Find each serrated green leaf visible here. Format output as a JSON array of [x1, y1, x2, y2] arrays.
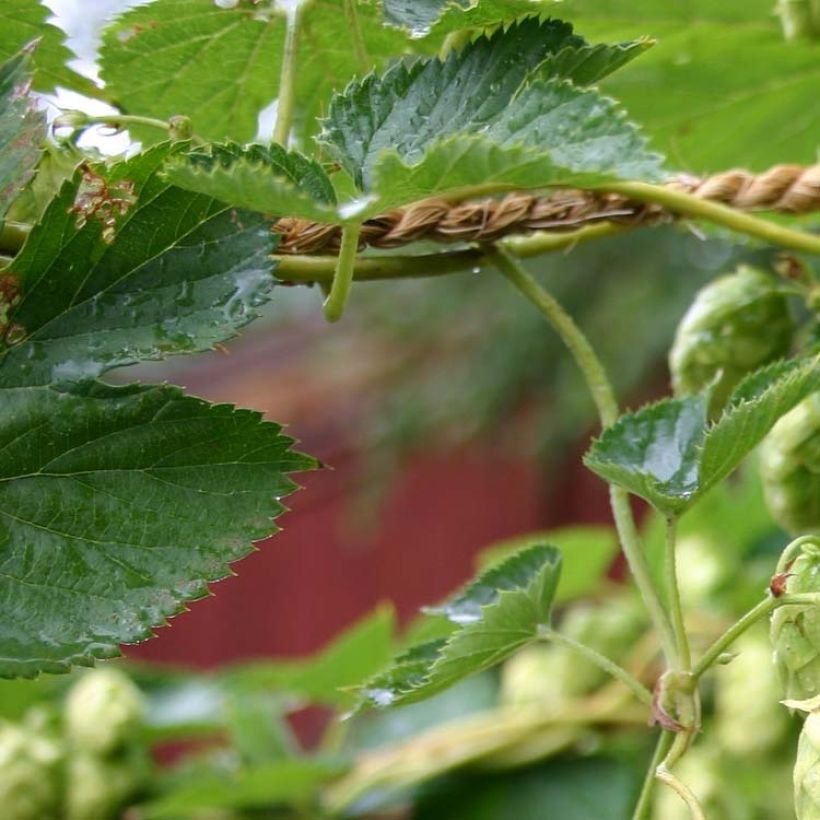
[[322, 18, 641, 186], [584, 358, 820, 515], [0, 0, 98, 96], [99, 0, 417, 145], [0, 381, 315, 678], [0, 142, 278, 387], [223, 605, 396, 708], [368, 82, 662, 210], [142, 758, 345, 819], [357, 545, 561, 709], [164, 142, 338, 222], [564, 1, 820, 170], [0, 49, 46, 224]]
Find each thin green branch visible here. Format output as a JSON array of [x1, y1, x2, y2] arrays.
[[487, 245, 678, 665], [633, 731, 674, 820], [323, 223, 362, 322], [603, 181, 820, 256], [656, 765, 706, 820], [273, 3, 305, 145], [665, 517, 691, 670], [540, 629, 653, 706]]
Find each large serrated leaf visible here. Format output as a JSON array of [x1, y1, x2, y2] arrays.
[[98, 0, 416, 145], [321, 17, 639, 187], [164, 142, 338, 222], [0, 381, 315, 678], [0, 142, 277, 387], [356, 545, 561, 709], [0, 49, 46, 224], [368, 81, 662, 210], [584, 358, 820, 516], [0, 0, 98, 96]]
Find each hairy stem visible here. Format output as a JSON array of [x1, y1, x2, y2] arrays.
[[665, 517, 690, 670], [488, 246, 678, 664], [323, 223, 362, 322], [603, 181, 820, 256], [633, 731, 674, 820], [273, 3, 305, 145], [343, 0, 369, 73], [540, 629, 653, 706]]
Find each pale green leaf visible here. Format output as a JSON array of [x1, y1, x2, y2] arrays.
[[223, 606, 396, 708], [164, 142, 338, 222], [0, 0, 98, 96], [584, 358, 820, 515], [564, 1, 820, 170], [1, 142, 278, 387], [0, 49, 46, 224], [357, 545, 561, 709], [142, 758, 345, 818], [99, 0, 416, 144], [0, 381, 315, 678]]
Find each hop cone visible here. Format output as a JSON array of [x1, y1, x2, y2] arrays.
[[772, 543, 820, 700], [65, 668, 145, 755], [669, 265, 793, 411], [760, 393, 820, 535], [794, 708, 820, 819]]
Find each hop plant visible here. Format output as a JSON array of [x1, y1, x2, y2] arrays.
[[771, 541, 820, 700], [0, 716, 62, 820], [64, 668, 146, 755], [760, 393, 820, 535], [715, 625, 789, 756], [66, 751, 145, 820], [785, 696, 820, 819], [669, 265, 793, 411]]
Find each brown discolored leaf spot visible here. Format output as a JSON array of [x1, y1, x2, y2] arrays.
[[69, 165, 137, 243], [0, 273, 23, 345]]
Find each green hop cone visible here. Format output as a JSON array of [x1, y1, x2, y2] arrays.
[[771, 541, 820, 700], [65, 668, 146, 755], [669, 265, 794, 411], [785, 696, 820, 819], [0, 716, 62, 820], [716, 624, 789, 756], [760, 393, 820, 535]]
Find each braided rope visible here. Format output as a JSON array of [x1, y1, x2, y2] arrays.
[[272, 164, 820, 255]]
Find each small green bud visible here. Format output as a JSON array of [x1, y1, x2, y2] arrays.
[[0, 717, 62, 820], [669, 265, 794, 411], [65, 668, 145, 755], [716, 625, 789, 756], [500, 645, 555, 707], [772, 542, 820, 700], [760, 393, 820, 535]]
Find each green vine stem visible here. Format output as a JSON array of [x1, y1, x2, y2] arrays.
[[486, 245, 679, 666], [323, 222, 362, 322], [656, 765, 706, 820], [52, 111, 195, 140], [602, 181, 820, 256], [665, 517, 691, 671], [273, 1, 307, 145], [633, 731, 674, 820], [539, 628, 653, 705]]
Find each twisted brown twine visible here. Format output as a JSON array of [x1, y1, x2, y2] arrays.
[[272, 164, 820, 255]]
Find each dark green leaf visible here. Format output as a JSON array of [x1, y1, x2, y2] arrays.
[[0, 0, 98, 96], [584, 357, 820, 515], [224, 605, 396, 708], [0, 381, 314, 678], [478, 526, 619, 605], [0, 49, 46, 224], [142, 758, 345, 818], [357, 545, 561, 709], [164, 142, 338, 222], [1, 142, 277, 387]]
